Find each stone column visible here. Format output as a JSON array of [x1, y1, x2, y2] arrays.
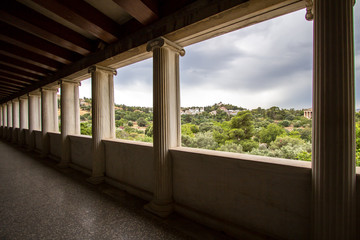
[[58, 80, 80, 167], [144, 37, 184, 217], [87, 65, 116, 184], [312, 0, 356, 239], [19, 96, 28, 146], [0, 105, 2, 126], [12, 99, 19, 143], [28, 93, 40, 150], [41, 88, 58, 157], [7, 101, 12, 141], [2, 104, 7, 139]]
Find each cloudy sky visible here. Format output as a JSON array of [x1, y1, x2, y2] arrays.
[[80, 5, 360, 110]]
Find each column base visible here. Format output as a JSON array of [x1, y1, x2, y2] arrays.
[[86, 176, 104, 185], [144, 201, 173, 218]]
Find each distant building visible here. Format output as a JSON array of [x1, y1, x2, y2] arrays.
[[304, 108, 312, 119]]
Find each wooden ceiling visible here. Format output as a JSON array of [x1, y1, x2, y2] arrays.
[[1, 0, 300, 103]]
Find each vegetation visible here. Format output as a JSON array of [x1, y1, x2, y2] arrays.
[[79, 99, 360, 166]]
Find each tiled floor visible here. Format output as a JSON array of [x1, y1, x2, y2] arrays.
[[0, 141, 233, 240]]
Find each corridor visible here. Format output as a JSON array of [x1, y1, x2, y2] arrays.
[[0, 141, 230, 240]]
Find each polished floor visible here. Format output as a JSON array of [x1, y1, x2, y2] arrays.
[[0, 141, 232, 240]]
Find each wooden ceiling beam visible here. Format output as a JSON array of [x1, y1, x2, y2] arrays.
[[0, 55, 49, 77], [31, 0, 121, 44], [0, 0, 94, 55], [0, 84, 19, 92], [0, 78, 31, 86], [113, 0, 159, 25], [0, 23, 80, 64], [0, 72, 39, 84], [0, 64, 41, 81], [0, 79, 28, 88], [0, 41, 61, 71]]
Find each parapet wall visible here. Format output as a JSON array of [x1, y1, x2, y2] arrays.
[[1, 128, 359, 240]]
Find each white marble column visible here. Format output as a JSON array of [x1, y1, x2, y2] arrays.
[[12, 99, 19, 143], [312, 0, 356, 239], [19, 96, 28, 146], [58, 80, 80, 167], [0, 105, 2, 127], [28, 93, 40, 150], [7, 101, 13, 141], [0, 105, 2, 138], [144, 37, 184, 217], [87, 65, 116, 184], [2, 104, 7, 139], [41, 88, 58, 157]]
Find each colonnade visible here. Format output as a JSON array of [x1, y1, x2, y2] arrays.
[[0, 1, 357, 235]]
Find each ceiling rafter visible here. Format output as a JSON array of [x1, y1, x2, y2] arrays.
[[0, 72, 40, 84], [0, 55, 49, 77], [0, 78, 28, 88], [0, 23, 80, 64], [0, 84, 20, 92], [113, 0, 159, 25], [0, 64, 41, 81], [0, 0, 94, 55], [30, 0, 121, 44], [0, 77, 31, 86], [0, 41, 61, 71]]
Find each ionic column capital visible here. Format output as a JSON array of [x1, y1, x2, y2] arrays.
[[41, 87, 58, 93], [11, 98, 19, 103], [59, 79, 81, 87], [304, 0, 314, 21], [19, 95, 28, 100], [147, 37, 185, 56], [88, 65, 117, 75]]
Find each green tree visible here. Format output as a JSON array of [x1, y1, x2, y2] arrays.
[[217, 142, 243, 153], [80, 122, 92, 136], [137, 117, 148, 127], [259, 123, 285, 144], [230, 111, 254, 139]]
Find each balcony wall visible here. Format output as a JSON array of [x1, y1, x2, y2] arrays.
[[34, 130, 42, 151], [357, 168, 360, 237], [69, 135, 92, 171], [2, 132, 360, 240], [103, 139, 154, 200], [48, 132, 61, 160]]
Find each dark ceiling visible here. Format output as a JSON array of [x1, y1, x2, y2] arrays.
[[0, 0, 250, 103]]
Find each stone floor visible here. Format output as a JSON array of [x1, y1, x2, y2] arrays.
[[0, 140, 234, 240]]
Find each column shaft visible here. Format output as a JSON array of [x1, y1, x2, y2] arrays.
[[12, 100, 19, 143], [0, 105, 2, 138], [7, 102, 12, 128], [88, 66, 116, 184], [7, 102, 12, 141], [145, 37, 184, 217], [59, 81, 80, 167], [28, 94, 40, 150], [19, 96, 28, 146], [2, 104, 7, 139], [41, 88, 58, 157], [312, 0, 356, 239]]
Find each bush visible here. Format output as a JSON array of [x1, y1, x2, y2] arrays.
[[189, 132, 218, 150], [128, 121, 133, 127], [218, 142, 243, 153], [240, 139, 259, 152], [280, 120, 290, 127], [137, 117, 148, 127]]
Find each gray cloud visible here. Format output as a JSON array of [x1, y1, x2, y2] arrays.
[[80, 6, 360, 109]]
